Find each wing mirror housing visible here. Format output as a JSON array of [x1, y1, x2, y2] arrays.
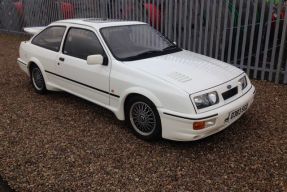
[[87, 54, 104, 65]]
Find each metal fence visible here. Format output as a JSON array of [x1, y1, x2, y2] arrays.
[[1, 0, 287, 83]]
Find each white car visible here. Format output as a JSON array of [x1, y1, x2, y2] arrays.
[[17, 19, 255, 141]]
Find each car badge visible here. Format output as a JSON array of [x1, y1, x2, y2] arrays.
[[227, 85, 232, 89]]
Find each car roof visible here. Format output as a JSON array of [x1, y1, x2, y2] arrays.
[[53, 18, 146, 29]]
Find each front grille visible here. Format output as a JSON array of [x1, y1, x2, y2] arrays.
[[222, 87, 238, 100]]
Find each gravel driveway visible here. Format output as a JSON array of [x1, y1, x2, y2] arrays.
[[0, 34, 287, 191]]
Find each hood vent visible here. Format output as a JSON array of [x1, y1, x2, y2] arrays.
[[168, 72, 192, 83]]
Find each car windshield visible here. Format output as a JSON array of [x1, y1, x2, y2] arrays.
[[100, 24, 182, 61]]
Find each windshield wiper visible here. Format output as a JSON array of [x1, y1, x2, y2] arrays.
[[123, 50, 163, 61], [162, 45, 179, 51], [122, 46, 182, 61]]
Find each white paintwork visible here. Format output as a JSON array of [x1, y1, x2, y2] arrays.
[[24, 27, 45, 34], [87, 55, 104, 65], [124, 50, 243, 94], [18, 19, 255, 141]]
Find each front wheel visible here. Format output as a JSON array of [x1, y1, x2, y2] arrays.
[[30, 66, 47, 94], [126, 96, 161, 141]]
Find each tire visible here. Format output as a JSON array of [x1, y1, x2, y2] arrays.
[[30, 65, 47, 94], [126, 96, 161, 141], [24, 0, 59, 27], [0, 0, 23, 31]]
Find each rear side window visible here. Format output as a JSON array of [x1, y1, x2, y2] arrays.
[[63, 28, 105, 60], [32, 26, 66, 52]]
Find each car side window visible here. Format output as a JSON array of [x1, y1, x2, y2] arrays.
[[32, 26, 66, 52], [63, 28, 105, 60]]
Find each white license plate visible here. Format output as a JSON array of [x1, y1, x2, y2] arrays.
[[229, 104, 248, 122]]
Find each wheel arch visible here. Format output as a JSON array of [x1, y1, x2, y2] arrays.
[[26, 57, 58, 91], [27, 57, 45, 77], [121, 90, 163, 141], [116, 88, 163, 121]]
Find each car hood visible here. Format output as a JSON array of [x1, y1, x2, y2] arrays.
[[124, 50, 243, 94]]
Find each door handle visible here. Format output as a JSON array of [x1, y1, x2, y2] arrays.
[[59, 57, 65, 62]]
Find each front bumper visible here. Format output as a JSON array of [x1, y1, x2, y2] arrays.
[[158, 85, 255, 141]]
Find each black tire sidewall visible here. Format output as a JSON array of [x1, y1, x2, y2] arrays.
[[30, 66, 47, 94], [126, 96, 162, 141]]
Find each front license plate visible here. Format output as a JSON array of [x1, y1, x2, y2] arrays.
[[229, 104, 248, 122]]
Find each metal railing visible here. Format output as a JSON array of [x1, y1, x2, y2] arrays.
[[1, 0, 287, 83]]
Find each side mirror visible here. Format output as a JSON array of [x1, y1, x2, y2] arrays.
[[87, 54, 103, 65]]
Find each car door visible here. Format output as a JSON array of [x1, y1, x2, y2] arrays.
[[30, 26, 66, 81], [54, 27, 110, 105]]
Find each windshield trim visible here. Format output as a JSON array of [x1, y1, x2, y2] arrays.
[[99, 24, 182, 62]]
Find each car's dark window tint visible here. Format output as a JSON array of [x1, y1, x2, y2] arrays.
[[63, 28, 105, 60], [32, 26, 66, 52]]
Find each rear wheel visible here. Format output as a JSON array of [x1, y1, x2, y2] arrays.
[[126, 96, 161, 141], [30, 66, 47, 94]]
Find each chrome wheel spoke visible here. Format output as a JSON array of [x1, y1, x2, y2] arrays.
[[130, 101, 156, 136]]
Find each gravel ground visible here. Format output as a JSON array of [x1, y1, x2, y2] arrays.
[[0, 34, 287, 192]]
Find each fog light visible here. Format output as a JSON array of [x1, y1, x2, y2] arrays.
[[205, 119, 216, 128], [193, 121, 205, 130], [193, 119, 216, 130]]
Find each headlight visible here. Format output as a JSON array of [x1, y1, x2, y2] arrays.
[[239, 76, 248, 90], [193, 91, 219, 109]]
